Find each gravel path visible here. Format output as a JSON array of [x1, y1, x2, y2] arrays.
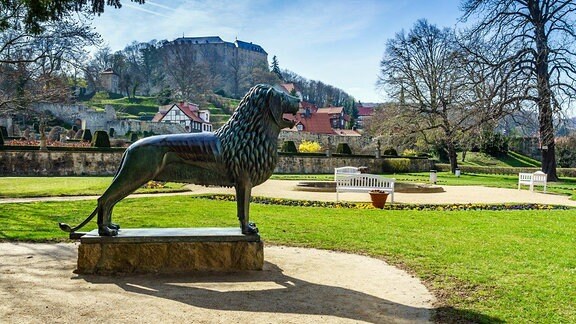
[[0, 243, 434, 323]]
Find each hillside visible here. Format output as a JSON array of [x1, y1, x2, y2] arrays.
[[83, 92, 236, 129], [459, 151, 540, 168]]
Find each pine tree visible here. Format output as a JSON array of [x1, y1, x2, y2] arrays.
[[270, 55, 283, 81]]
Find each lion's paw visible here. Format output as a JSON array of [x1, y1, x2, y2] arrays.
[[98, 225, 119, 236], [242, 222, 259, 235]]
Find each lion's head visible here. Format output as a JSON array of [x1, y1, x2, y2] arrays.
[[265, 85, 300, 129]]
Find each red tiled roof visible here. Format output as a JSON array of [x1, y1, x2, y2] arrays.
[[357, 106, 374, 116], [316, 106, 343, 114], [151, 112, 164, 122], [290, 112, 335, 134], [152, 102, 206, 124]]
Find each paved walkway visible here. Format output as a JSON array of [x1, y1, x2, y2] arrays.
[[0, 243, 434, 323], [3, 179, 572, 206]]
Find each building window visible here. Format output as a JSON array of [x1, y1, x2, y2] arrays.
[[297, 124, 303, 131]]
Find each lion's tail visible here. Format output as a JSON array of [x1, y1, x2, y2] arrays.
[[58, 207, 98, 233]]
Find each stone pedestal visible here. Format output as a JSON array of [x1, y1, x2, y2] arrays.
[[76, 228, 263, 274]]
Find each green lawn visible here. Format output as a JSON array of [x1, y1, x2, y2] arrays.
[[0, 196, 574, 323], [0, 177, 187, 198]]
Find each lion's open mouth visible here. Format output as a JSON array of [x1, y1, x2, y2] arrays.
[[282, 112, 298, 127]]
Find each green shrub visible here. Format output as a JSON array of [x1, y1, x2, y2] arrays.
[[109, 128, 115, 138], [130, 133, 139, 142], [382, 158, 411, 173], [383, 147, 398, 156], [81, 129, 92, 142], [0, 130, 4, 147], [281, 141, 298, 153], [336, 143, 352, 155], [91, 131, 111, 148]]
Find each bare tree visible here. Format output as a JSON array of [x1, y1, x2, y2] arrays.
[[160, 43, 209, 101], [461, 0, 576, 181], [377, 19, 518, 172], [0, 3, 100, 115]]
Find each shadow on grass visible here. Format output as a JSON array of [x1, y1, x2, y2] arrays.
[[434, 306, 505, 323]]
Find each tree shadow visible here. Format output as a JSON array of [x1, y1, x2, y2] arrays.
[[79, 261, 432, 323]]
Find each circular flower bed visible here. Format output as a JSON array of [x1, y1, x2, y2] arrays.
[[195, 194, 571, 211]]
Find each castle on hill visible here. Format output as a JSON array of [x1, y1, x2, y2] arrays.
[[162, 36, 269, 97]]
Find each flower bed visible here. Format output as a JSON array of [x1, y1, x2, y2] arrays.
[[195, 194, 571, 211]]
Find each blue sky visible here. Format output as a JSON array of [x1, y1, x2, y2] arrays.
[[92, 0, 463, 103]]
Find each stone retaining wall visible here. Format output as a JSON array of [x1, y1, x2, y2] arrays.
[[0, 150, 432, 176], [278, 131, 374, 154]]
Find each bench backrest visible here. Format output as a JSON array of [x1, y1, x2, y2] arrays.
[[334, 166, 361, 180], [336, 174, 395, 188], [518, 173, 533, 182], [532, 171, 547, 183], [519, 172, 547, 182]]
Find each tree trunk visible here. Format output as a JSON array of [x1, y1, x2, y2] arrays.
[[447, 141, 458, 173], [533, 6, 558, 181]]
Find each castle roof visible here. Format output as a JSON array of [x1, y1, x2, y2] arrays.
[[235, 40, 267, 54], [173, 36, 225, 44], [169, 36, 267, 55]]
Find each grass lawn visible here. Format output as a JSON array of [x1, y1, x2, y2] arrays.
[[0, 196, 574, 323], [0, 177, 187, 198]]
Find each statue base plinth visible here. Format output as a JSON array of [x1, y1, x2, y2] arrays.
[[76, 228, 263, 274]]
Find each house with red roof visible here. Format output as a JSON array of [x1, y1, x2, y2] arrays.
[[285, 104, 360, 136], [356, 102, 376, 129], [152, 101, 212, 133]]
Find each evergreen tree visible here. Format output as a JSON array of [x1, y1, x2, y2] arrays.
[[270, 55, 283, 81]]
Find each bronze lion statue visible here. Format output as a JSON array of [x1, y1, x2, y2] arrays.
[[59, 84, 300, 236]]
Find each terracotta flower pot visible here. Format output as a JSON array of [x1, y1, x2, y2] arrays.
[[369, 190, 388, 209]]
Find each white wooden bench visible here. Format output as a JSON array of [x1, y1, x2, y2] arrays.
[[518, 171, 547, 193], [336, 174, 395, 202], [334, 166, 361, 181]]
